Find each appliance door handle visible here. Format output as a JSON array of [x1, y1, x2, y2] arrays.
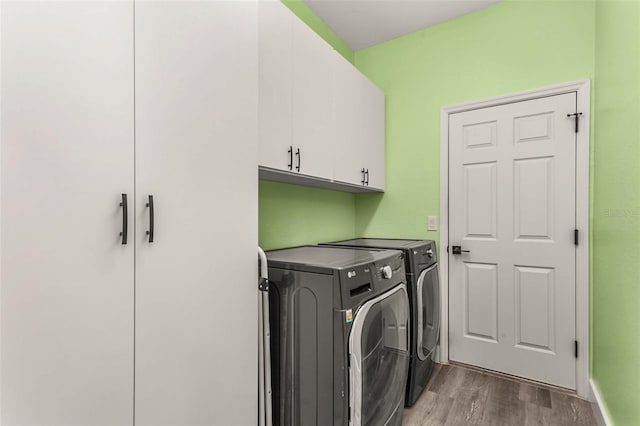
[[287, 146, 293, 170], [146, 195, 154, 243], [120, 193, 128, 245], [295, 148, 301, 172]]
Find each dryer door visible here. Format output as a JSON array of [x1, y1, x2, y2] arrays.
[[416, 264, 441, 361], [348, 284, 410, 426]]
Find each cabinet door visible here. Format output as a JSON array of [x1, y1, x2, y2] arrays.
[[292, 17, 335, 180], [1, 2, 134, 424], [134, 2, 258, 425], [334, 54, 367, 187], [361, 79, 385, 190], [259, 1, 294, 173]]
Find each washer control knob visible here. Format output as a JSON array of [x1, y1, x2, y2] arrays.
[[381, 265, 393, 279], [426, 248, 434, 258]]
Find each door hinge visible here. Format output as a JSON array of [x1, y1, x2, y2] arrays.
[[446, 245, 449, 254], [574, 340, 579, 358], [567, 112, 583, 133], [574, 229, 579, 246]]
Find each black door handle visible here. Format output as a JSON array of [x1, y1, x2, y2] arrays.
[[287, 146, 293, 170], [361, 168, 366, 185], [295, 148, 301, 172], [120, 193, 128, 245], [146, 195, 154, 243], [365, 169, 369, 186], [451, 245, 470, 255]]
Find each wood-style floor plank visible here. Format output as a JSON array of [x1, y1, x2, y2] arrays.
[[402, 364, 597, 426]]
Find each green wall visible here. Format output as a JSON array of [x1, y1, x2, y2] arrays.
[[354, 0, 595, 243], [259, 181, 356, 250], [592, 1, 640, 424]]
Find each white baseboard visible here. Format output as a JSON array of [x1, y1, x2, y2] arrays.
[[590, 379, 613, 426]]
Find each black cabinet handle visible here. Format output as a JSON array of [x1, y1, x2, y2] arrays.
[[295, 148, 301, 172], [365, 169, 369, 186], [287, 146, 293, 170], [361, 168, 366, 185], [119, 193, 128, 245], [146, 195, 154, 243]]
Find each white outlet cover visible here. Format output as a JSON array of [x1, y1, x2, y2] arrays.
[[428, 216, 438, 231]]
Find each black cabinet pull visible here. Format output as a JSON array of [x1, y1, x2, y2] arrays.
[[365, 169, 369, 186], [287, 146, 293, 170], [295, 148, 301, 172], [361, 168, 366, 185], [146, 195, 154, 243], [119, 193, 128, 245]]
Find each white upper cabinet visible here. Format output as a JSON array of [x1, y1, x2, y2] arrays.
[[258, 1, 385, 192], [259, 1, 294, 173], [291, 14, 335, 180]]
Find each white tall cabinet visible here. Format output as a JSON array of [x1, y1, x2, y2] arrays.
[[0, 1, 258, 425]]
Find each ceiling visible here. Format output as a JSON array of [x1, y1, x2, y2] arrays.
[[303, 0, 502, 50]]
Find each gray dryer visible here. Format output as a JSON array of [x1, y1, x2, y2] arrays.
[[322, 239, 441, 407], [266, 245, 410, 426]]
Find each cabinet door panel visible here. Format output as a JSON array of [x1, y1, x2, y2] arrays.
[[134, 2, 258, 425], [334, 54, 366, 187], [292, 18, 334, 180], [1, 2, 135, 424], [362, 79, 385, 190], [259, 0, 294, 172]]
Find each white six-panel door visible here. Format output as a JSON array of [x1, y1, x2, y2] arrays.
[[448, 93, 577, 389], [134, 1, 258, 424], [1, 1, 135, 424]]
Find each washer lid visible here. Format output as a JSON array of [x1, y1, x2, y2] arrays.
[[327, 238, 429, 250], [266, 245, 402, 272]]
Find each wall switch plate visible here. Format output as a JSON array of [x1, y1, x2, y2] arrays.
[[428, 216, 438, 231]]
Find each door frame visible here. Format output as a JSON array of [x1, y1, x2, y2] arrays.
[[438, 80, 591, 399]]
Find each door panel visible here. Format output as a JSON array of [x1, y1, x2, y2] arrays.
[[449, 93, 576, 389], [333, 53, 365, 186], [292, 16, 334, 180], [417, 265, 440, 360], [361, 78, 385, 191], [1, 1, 134, 424], [134, 2, 258, 424], [349, 285, 409, 426], [464, 263, 498, 342], [259, 0, 294, 172]]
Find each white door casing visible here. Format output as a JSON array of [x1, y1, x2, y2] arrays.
[[448, 93, 577, 389], [1, 1, 135, 424], [134, 1, 258, 424]]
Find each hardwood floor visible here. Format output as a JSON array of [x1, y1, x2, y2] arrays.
[[402, 364, 597, 425]]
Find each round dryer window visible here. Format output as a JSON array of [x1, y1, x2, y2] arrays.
[[348, 284, 410, 426], [416, 264, 441, 361]]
